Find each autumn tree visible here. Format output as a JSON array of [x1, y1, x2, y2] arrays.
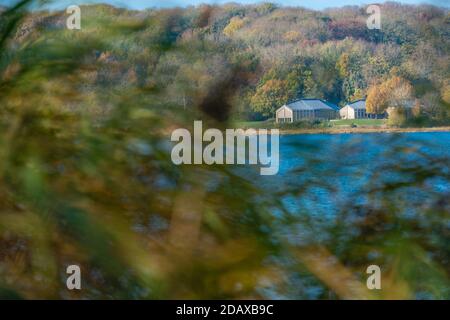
[[337, 51, 367, 102], [441, 83, 450, 105], [366, 76, 414, 114], [421, 92, 445, 119], [250, 79, 289, 118], [223, 16, 247, 37]]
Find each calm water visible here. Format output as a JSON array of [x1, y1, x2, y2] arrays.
[[255, 132, 450, 216]]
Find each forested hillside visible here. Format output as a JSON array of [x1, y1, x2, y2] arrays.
[[1, 1, 450, 299], [10, 2, 449, 123]]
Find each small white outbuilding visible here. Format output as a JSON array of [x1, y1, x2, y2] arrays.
[[339, 100, 368, 119]]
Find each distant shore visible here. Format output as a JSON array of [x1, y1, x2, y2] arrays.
[[165, 123, 450, 136], [277, 126, 450, 135]]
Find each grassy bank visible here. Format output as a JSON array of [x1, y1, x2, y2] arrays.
[[274, 126, 450, 135], [330, 119, 386, 127], [232, 119, 450, 134]]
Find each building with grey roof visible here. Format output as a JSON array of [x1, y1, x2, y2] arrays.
[[340, 99, 414, 120], [275, 99, 339, 123], [340, 100, 370, 119]]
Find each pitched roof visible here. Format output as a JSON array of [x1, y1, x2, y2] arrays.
[[285, 99, 339, 111], [346, 100, 366, 110]]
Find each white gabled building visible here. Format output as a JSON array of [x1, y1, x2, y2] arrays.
[[339, 100, 369, 119], [276, 99, 339, 123]]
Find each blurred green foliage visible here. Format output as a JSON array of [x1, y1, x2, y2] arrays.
[[0, 1, 448, 299]]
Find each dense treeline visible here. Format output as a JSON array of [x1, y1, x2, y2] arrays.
[[1, 1, 450, 299], [7, 2, 450, 123]]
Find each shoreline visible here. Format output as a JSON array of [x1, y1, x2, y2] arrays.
[[275, 126, 450, 135], [164, 124, 450, 136]]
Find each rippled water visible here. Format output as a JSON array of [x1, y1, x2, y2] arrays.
[[254, 132, 450, 216]]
